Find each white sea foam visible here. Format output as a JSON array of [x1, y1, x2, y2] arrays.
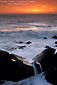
[[33, 63, 38, 75]]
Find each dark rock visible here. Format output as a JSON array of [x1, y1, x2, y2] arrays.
[[19, 41, 23, 44], [55, 45, 57, 47], [33, 47, 57, 84], [16, 41, 23, 44], [26, 41, 32, 44], [45, 46, 50, 48], [52, 36, 57, 39], [54, 53, 57, 67], [33, 47, 55, 71], [44, 50, 57, 85], [55, 41, 57, 44], [44, 53, 57, 84], [44, 37, 47, 39], [48, 25, 51, 27], [45, 68, 57, 84], [0, 80, 5, 84], [19, 46, 26, 49], [0, 50, 34, 82]]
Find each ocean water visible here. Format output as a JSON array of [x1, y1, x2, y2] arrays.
[[0, 14, 57, 85]]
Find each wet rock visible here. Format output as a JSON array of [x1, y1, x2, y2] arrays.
[[26, 41, 32, 44], [0, 80, 5, 84], [33, 47, 57, 84], [45, 46, 50, 48], [52, 36, 57, 39], [0, 50, 34, 82], [54, 53, 57, 67], [55, 41, 57, 44], [45, 68, 57, 85], [19, 41, 23, 44], [48, 25, 51, 27], [44, 37, 47, 39], [19, 46, 26, 49], [44, 49, 57, 84], [55, 45, 57, 47], [33, 47, 55, 71]]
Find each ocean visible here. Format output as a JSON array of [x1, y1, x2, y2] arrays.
[[0, 14, 57, 85]]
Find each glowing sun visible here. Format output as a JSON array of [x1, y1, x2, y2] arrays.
[[33, 9, 39, 12]]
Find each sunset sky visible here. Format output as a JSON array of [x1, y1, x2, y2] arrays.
[[0, 0, 57, 14]]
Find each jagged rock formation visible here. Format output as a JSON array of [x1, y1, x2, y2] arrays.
[[0, 50, 34, 82], [33, 47, 57, 84]]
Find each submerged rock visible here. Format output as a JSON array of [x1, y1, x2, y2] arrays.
[[18, 46, 26, 49], [52, 36, 57, 39], [0, 50, 34, 82], [26, 41, 32, 44], [48, 25, 51, 27], [19, 41, 23, 44], [55, 41, 57, 44], [44, 37, 47, 39], [16, 41, 23, 44], [54, 45, 57, 47]]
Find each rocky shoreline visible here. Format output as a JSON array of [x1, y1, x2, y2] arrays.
[[0, 47, 57, 84]]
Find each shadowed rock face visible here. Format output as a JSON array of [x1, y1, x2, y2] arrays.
[[45, 52, 57, 84], [33, 47, 57, 84], [33, 47, 55, 71], [45, 68, 57, 84], [0, 50, 34, 82]]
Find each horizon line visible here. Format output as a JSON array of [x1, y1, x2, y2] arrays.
[[0, 13, 57, 15]]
